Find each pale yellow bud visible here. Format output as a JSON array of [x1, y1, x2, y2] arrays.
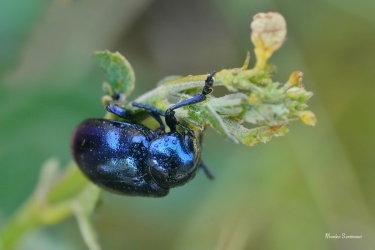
[[286, 71, 303, 88], [251, 12, 287, 72], [248, 93, 260, 105], [298, 111, 317, 126], [251, 12, 287, 53]]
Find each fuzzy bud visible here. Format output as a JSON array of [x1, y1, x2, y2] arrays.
[[298, 111, 317, 126], [285, 71, 303, 89], [251, 12, 287, 53], [251, 12, 287, 72]]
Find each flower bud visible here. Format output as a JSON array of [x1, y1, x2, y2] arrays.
[[285, 71, 303, 89], [251, 12, 287, 71], [298, 111, 317, 126], [248, 93, 260, 105], [251, 12, 287, 53]]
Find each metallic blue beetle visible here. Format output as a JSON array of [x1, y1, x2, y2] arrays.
[[71, 72, 215, 197]]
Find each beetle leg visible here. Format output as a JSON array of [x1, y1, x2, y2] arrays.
[[132, 102, 166, 130], [199, 161, 214, 180], [106, 103, 133, 120], [176, 122, 195, 137]]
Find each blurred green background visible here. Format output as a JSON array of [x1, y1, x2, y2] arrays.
[[1, 0, 374, 249]]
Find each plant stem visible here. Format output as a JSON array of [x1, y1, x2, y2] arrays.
[[0, 164, 90, 249], [1, 200, 40, 249]]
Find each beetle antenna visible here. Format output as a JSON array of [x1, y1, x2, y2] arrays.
[[165, 71, 216, 132]]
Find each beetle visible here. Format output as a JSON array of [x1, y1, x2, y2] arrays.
[[71, 71, 216, 197]]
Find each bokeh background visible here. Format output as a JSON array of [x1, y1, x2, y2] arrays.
[[1, 0, 374, 249]]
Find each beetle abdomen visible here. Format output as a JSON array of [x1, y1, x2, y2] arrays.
[[71, 119, 169, 197]]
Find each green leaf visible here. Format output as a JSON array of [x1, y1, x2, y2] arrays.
[[208, 93, 247, 116], [94, 50, 135, 97], [244, 104, 289, 126], [202, 104, 239, 143], [223, 118, 289, 146]]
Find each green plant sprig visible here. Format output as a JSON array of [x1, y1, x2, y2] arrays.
[[0, 12, 316, 250]]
